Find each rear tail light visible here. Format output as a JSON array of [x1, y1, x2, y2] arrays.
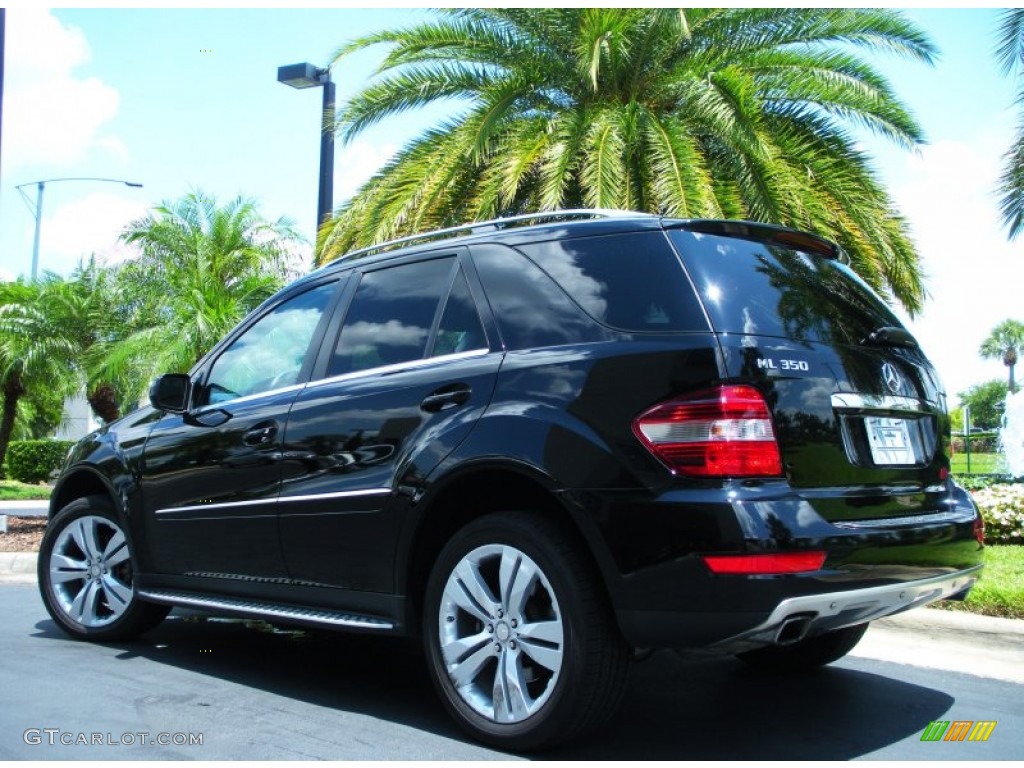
[[972, 513, 985, 546], [632, 385, 783, 477], [702, 551, 827, 575]]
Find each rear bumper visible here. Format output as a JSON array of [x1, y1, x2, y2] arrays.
[[564, 480, 984, 650], [615, 566, 981, 651], [707, 565, 981, 653]]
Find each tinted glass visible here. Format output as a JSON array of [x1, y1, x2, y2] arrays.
[[203, 282, 336, 405], [430, 268, 487, 357], [330, 257, 453, 376], [668, 229, 904, 347], [517, 232, 706, 332], [471, 243, 606, 350]]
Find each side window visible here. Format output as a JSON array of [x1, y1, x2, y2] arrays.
[[329, 258, 454, 377], [202, 282, 337, 406], [430, 268, 487, 357], [517, 232, 707, 332], [471, 243, 606, 350]]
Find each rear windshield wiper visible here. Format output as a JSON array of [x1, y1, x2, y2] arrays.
[[863, 326, 918, 349]]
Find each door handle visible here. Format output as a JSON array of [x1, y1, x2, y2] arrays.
[[421, 384, 471, 413], [243, 421, 279, 446]]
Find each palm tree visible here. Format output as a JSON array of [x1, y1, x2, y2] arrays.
[[0, 279, 81, 469], [1, 260, 145, 428], [997, 8, 1024, 238], [108, 191, 301, 389], [319, 8, 934, 314], [980, 318, 1024, 394], [32, 260, 129, 423]]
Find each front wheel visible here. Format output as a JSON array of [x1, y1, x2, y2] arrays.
[[38, 496, 169, 642], [423, 512, 629, 751], [735, 622, 869, 673]]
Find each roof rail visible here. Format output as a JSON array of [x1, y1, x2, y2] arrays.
[[339, 209, 653, 262]]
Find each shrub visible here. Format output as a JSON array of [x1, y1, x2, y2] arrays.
[[969, 483, 1024, 545], [960, 475, 1013, 492], [950, 433, 1002, 454], [5, 440, 74, 484]]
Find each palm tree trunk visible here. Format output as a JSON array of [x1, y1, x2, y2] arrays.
[[0, 374, 26, 472], [87, 383, 121, 424]]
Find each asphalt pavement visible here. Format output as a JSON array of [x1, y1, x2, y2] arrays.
[[5, 495, 1022, 701], [0, 581, 1020, 760]]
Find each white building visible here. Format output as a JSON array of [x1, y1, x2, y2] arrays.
[[55, 391, 99, 441]]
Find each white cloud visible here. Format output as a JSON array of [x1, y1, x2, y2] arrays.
[[334, 139, 397, 203], [4, 8, 124, 169], [891, 134, 1024, 403], [33, 192, 149, 275]]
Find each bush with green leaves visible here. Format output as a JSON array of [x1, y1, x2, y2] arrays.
[[969, 483, 1024, 545], [4, 440, 74, 484]]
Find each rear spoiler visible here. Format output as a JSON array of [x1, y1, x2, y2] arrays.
[[664, 219, 849, 263]]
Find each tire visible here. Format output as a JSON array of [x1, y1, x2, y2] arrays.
[[38, 496, 169, 642], [735, 622, 869, 673], [423, 511, 629, 751]]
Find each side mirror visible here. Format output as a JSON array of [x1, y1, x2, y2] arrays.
[[149, 374, 192, 413]]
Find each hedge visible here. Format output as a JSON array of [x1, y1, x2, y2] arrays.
[[5, 440, 75, 484], [969, 482, 1024, 545]]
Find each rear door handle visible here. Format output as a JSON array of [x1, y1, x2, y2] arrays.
[[243, 421, 279, 446], [421, 384, 471, 413]]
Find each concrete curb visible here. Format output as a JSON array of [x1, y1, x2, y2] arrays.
[[0, 552, 38, 585], [877, 604, 1024, 639], [0, 500, 49, 518], [855, 606, 1024, 684]]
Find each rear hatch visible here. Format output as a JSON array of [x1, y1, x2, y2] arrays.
[[666, 221, 949, 523]]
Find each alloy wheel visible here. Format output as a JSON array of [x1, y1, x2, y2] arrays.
[[437, 543, 565, 724], [48, 515, 135, 628]]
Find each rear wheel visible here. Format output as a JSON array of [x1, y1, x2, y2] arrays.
[[423, 511, 629, 751], [735, 622, 869, 672], [38, 496, 169, 642]]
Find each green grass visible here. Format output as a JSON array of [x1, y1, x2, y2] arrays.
[[0, 480, 52, 501], [933, 545, 1024, 620], [950, 451, 1004, 475]]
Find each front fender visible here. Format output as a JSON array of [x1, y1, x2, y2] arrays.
[[50, 408, 162, 531]]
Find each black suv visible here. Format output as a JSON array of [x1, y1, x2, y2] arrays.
[[39, 211, 982, 750]]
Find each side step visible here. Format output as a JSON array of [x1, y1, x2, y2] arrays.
[[138, 589, 395, 631]]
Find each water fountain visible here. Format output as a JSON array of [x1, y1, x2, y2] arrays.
[[1001, 390, 1024, 478]]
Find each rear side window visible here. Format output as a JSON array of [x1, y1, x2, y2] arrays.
[[516, 232, 707, 333], [329, 258, 454, 376], [471, 244, 606, 350], [430, 269, 487, 357], [668, 229, 903, 346]]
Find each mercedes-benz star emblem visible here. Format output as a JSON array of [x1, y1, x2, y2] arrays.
[[882, 362, 903, 394]]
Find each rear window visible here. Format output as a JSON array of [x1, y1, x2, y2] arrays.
[[515, 232, 707, 333], [667, 229, 903, 347]]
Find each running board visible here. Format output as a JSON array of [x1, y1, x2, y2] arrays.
[[138, 589, 395, 631]]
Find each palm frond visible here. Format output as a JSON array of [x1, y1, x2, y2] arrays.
[[318, 7, 932, 311]]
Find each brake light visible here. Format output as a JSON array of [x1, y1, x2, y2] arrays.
[[633, 385, 783, 477], [702, 551, 826, 575]]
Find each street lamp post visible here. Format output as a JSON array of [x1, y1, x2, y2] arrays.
[[15, 177, 143, 280], [277, 62, 336, 230]]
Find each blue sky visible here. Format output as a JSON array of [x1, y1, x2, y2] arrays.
[[1, 5, 1021, 404]]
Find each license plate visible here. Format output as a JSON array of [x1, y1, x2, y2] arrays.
[[865, 416, 916, 465]]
